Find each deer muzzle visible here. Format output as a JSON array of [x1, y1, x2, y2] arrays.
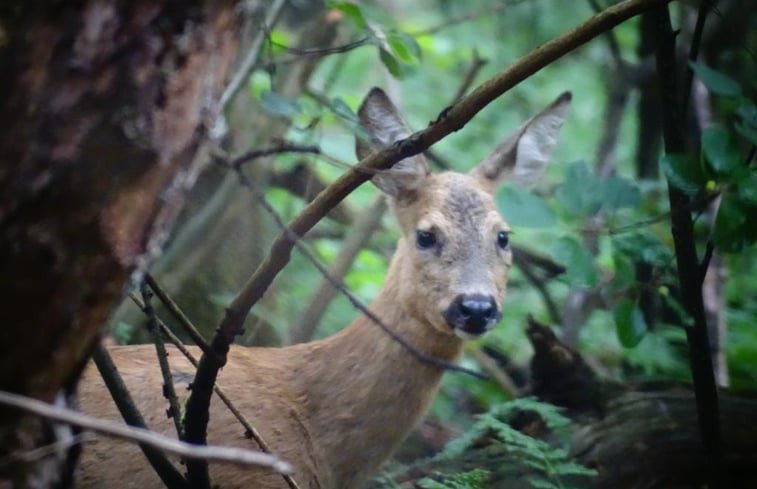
[[443, 294, 500, 337]]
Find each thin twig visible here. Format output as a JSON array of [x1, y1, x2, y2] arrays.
[[144, 274, 213, 357], [127, 292, 302, 489], [269, 37, 369, 56], [218, 0, 288, 111], [411, 0, 529, 37], [470, 349, 519, 397], [184, 0, 675, 472], [226, 144, 321, 169], [141, 282, 183, 440], [289, 196, 388, 344], [513, 254, 564, 326], [92, 344, 188, 489], [452, 50, 488, 103], [681, 0, 714, 123], [0, 390, 292, 474]]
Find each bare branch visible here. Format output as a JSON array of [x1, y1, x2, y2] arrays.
[[141, 282, 183, 440], [0, 390, 292, 474], [127, 293, 303, 489], [289, 196, 387, 344], [92, 344, 188, 489], [225, 144, 321, 169], [470, 349, 520, 398], [145, 273, 213, 357], [218, 0, 288, 112]]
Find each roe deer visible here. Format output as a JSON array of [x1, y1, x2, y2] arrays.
[[75, 88, 571, 489]]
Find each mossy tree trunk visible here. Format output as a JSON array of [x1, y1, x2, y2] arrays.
[[0, 1, 245, 485]]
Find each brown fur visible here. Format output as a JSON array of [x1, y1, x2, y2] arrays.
[[74, 89, 570, 489]]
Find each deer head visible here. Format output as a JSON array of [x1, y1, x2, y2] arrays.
[[357, 88, 571, 339]]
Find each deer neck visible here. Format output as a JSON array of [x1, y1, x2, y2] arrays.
[[293, 246, 464, 488]]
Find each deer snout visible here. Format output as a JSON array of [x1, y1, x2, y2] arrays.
[[443, 294, 501, 337]]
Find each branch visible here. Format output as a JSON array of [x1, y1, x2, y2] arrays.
[[127, 292, 302, 489], [226, 144, 321, 169], [141, 282, 183, 440], [145, 273, 213, 357], [452, 50, 488, 103], [289, 196, 387, 344], [92, 344, 188, 489], [217, 0, 288, 112], [183, 0, 675, 478], [0, 390, 292, 474], [652, 5, 723, 488]]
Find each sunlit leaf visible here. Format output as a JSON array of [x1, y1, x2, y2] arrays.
[[614, 299, 647, 348], [387, 32, 421, 64], [554, 161, 603, 217], [660, 153, 707, 195], [327, 1, 367, 29], [379, 47, 403, 78], [496, 184, 557, 228], [602, 176, 641, 210], [689, 62, 742, 97], [553, 236, 598, 287]]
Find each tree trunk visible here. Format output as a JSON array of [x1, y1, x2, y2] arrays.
[[0, 1, 244, 485]]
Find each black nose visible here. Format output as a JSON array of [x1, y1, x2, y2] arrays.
[[443, 294, 500, 335]]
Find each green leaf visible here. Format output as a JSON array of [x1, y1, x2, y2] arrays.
[[378, 47, 404, 78], [495, 184, 557, 228], [713, 192, 755, 253], [260, 90, 300, 118], [702, 123, 740, 176], [387, 32, 421, 64], [735, 121, 757, 146], [614, 299, 648, 348], [660, 153, 707, 195], [612, 230, 673, 268], [554, 161, 602, 217], [553, 236, 598, 287], [326, 1, 367, 29], [736, 171, 757, 205], [601, 176, 641, 210], [735, 101, 757, 144], [689, 62, 742, 97]]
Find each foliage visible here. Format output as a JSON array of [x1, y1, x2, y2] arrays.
[[413, 398, 596, 489]]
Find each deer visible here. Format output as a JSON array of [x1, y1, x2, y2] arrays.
[[74, 87, 571, 489]]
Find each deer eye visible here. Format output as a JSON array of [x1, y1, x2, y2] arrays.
[[497, 231, 510, 249], [416, 230, 437, 249]]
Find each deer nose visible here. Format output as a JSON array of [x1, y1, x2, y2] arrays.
[[443, 294, 500, 336]]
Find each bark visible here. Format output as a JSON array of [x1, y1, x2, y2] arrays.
[[0, 1, 243, 485]]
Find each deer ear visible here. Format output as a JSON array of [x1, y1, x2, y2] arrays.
[[356, 87, 430, 197], [470, 92, 571, 192]]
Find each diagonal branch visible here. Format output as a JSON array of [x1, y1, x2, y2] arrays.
[[0, 390, 291, 474], [183, 0, 675, 485]]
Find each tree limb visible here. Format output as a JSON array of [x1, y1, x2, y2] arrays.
[[0, 390, 292, 474], [652, 5, 723, 487]]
